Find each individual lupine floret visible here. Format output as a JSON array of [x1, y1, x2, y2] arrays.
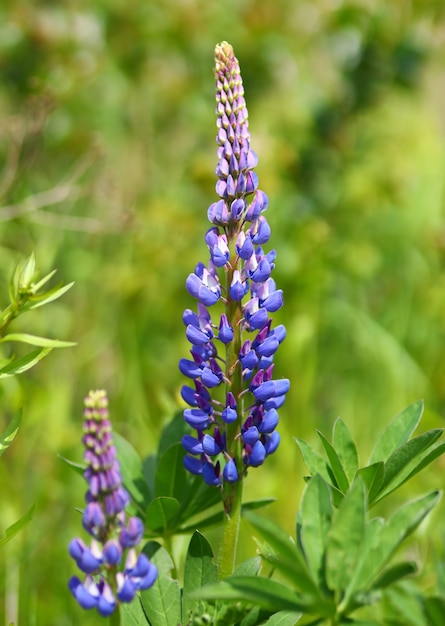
[[68, 390, 157, 616], [179, 42, 289, 504]]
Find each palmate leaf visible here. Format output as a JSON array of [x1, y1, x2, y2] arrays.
[[299, 474, 333, 587], [0, 409, 21, 458], [140, 542, 181, 626], [369, 401, 424, 464], [317, 431, 350, 493], [342, 490, 440, 610], [244, 511, 319, 596], [332, 418, 359, 483], [198, 576, 315, 613], [325, 478, 366, 593]]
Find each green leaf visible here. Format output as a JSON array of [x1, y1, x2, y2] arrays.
[[120, 597, 150, 626], [157, 412, 188, 457], [233, 556, 262, 576], [140, 542, 181, 626], [376, 430, 443, 500], [326, 478, 366, 593], [355, 491, 440, 591], [317, 431, 350, 493], [369, 401, 424, 464], [27, 282, 74, 309], [244, 511, 319, 595], [263, 611, 302, 625], [19, 252, 36, 289], [155, 443, 187, 501], [299, 474, 332, 586], [295, 438, 331, 483], [375, 439, 445, 503], [0, 504, 35, 547], [183, 531, 217, 621], [0, 333, 76, 348], [371, 561, 417, 589], [0, 409, 22, 458], [357, 462, 384, 504], [57, 454, 85, 477], [332, 419, 359, 483], [178, 500, 274, 535], [113, 432, 150, 509], [0, 347, 52, 378], [423, 595, 445, 626], [145, 497, 180, 534], [199, 576, 314, 613]]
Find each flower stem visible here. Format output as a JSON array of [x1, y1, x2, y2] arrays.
[[218, 476, 243, 579], [110, 607, 121, 626]]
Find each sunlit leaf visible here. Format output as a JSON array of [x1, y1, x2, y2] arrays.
[[0, 347, 52, 378], [369, 401, 424, 465], [0, 333, 76, 348], [0, 409, 22, 458], [0, 504, 35, 547], [326, 478, 366, 593], [332, 418, 359, 483], [318, 430, 350, 493]]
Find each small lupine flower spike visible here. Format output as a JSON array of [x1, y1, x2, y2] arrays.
[[180, 42, 289, 510], [68, 390, 157, 616]]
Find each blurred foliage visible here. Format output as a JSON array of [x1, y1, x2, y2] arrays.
[[0, 0, 444, 623]]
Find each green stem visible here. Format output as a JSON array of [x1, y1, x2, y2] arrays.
[[218, 477, 243, 579], [109, 606, 121, 626]]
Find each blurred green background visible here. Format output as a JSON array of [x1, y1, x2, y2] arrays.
[[0, 0, 445, 623]]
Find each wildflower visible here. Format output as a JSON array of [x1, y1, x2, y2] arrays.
[[68, 390, 157, 616], [179, 42, 289, 504]]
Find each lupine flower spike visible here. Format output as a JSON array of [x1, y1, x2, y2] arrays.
[[68, 390, 157, 616], [180, 42, 289, 513]]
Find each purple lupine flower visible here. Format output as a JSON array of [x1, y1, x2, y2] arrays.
[[68, 390, 157, 616], [179, 42, 289, 504]]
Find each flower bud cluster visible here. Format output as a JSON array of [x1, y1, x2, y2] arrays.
[[68, 390, 157, 616], [180, 42, 289, 489]]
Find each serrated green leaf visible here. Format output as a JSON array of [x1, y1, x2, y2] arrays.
[[0, 504, 35, 547], [295, 438, 331, 483], [0, 333, 76, 348], [369, 401, 424, 464], [332, 419, 359, 483], [244, 511, 319, 596], [155, 443, 187, 501], [377, 430, 443, 498], [371, 561, 417, 590], [0, 409, 22, 457], [0, 347, 52, 378], [113, 432, 150, 509], [326, 478, 366, 593], [357, 462, 385, 505], [300, 474, 332, 586], [140, 542, 181, 626], [145, 497, 180, 534], [183, 531, 217, 621], [317, 431, 350, 493]]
